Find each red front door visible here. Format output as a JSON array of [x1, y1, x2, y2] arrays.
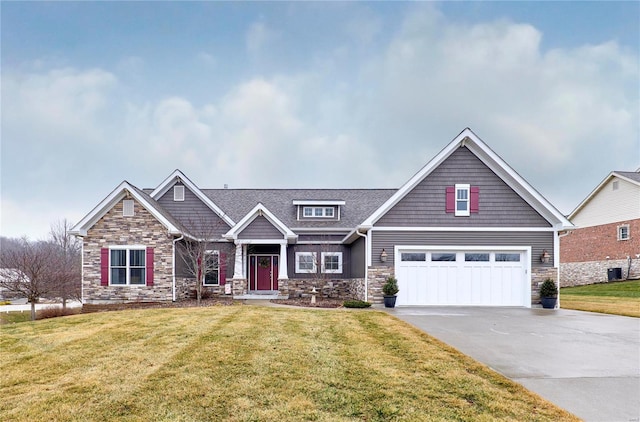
[[250, 255, 279, 291]]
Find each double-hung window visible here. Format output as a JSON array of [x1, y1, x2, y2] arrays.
[[295, 252, 317, 273], [618, 225, 630, 241], [455, 184, 470, 216], [321, 252, 342, 274], [203, 250, 220, 286], [110, 248, 146, 285]]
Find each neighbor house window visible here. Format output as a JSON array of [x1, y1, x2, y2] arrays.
[[203, 250, 219, 286], [174, 185, 185, 201], [455, 184, 470, 216], [110, 248, 145, 285], [618, 225, 630, 241], [123, 200, 134, 217], [321, 252, 342, 274], [295, 252, 317, 273]]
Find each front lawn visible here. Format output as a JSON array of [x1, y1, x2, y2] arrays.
[[561, 280, 640, 317], [0, 306, 577, 421]]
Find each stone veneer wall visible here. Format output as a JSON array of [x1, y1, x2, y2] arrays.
[[283, 278, 363, 300], [367, 266, 393, 304], [175, 277, 230, 300], [531, 267, 558, 303], [560, 259, 640, 287], [83, 199, 174, 304]]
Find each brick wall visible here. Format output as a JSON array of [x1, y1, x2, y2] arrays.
[[561, 219, 640, 263], [82, 199, 174, 304]]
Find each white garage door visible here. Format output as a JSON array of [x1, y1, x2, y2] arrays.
[[395, 249, 529, 307]]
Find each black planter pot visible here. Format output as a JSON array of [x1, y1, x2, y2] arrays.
[[541, 296, 557, 309], [383, 295, 397, 308]]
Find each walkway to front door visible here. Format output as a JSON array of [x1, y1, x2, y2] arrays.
[[249, 255, 279, 291]]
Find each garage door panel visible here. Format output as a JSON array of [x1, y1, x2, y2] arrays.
[[396, 249, 527, 307]]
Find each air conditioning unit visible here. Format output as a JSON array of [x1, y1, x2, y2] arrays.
[[607, 267, 622, 281]]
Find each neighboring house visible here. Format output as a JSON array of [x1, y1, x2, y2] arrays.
[[70, 128, 573, 307], [560, 170, 640, 287]]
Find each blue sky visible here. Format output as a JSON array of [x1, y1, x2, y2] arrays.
[[1, 1, 639, 239]]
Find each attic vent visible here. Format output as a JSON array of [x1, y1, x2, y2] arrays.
[[174, 185, 185, 201], [123, 200, 134, 217], [612, 181, 619, 191]]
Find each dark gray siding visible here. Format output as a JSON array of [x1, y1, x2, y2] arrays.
[[371, 230, 554, 268], [376, 147, 550, 227], [287, 244, 351, 279], [350, 236, 366, 278], [238, 215, 284, 239], [175, 241, 234, 278], [297, 234, 346, 242], [158, 185, 230, 237]]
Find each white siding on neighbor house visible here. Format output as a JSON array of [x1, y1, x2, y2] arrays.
[[572, 177, 640, 228]]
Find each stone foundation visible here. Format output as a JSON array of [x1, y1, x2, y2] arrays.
[[284, 278, 363, 300], [367, 266, 394, 304], [560, 259, 640, 287], [531, 267, 558, 303]]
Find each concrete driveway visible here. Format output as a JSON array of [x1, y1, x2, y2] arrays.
[[385, 306, 640, 422]]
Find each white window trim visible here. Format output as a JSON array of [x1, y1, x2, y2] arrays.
[[321, 252, 342, 274], [174, 185, 185, 201], [454, 184, 470, 217], [618, 224, 630, 241], [202, 250, 220, 286], [295, 252, 317, 273], [109, 245, 146, 286], [301, 206, 337, 219], [123, 199, 135, 217]]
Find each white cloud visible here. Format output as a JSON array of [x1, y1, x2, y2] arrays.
[[246, 21, 279, 55]]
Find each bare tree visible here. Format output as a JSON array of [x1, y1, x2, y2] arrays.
[[0, 238, 57, 320], [178, 212, 224, 306], [48, 219, 81, 308]]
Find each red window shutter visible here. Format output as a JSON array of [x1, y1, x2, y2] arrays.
[[445, 187, 455, 213], [100, 248, 109, 286], [470, 187, 480, 213], [219, 252, 227, 285], [146, 247, 154, 286]]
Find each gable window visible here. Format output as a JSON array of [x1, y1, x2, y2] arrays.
[[174, 185, 185, 201], [618, 225, 630, 241], [321, 252, 342, 274], [295, 252, 317, 273], [455, 184, 470, 216], [123, 199, 134, 217], [110, 248, 146, 285], [203, 250, 220, 286], [303, 206, 336, 218]]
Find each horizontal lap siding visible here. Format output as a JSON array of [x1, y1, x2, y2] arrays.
[[238, 215, 284, 239], [350, 236, 366, 278], [288, 244, 351, 279], [371, 230, 554, 267], [158, 186, 230, 237], [376, 147, 550, 228]]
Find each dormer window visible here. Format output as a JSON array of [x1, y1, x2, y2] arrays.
[[293, 200, 345, 220], [174, 185, 185, 201]]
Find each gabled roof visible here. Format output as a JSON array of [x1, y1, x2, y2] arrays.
[[361, 128, 574, 230], [70, 181, 183, 236], [569, 170, 640, 220], [150, 169, 235, 227], [224, 203, 297, 241]]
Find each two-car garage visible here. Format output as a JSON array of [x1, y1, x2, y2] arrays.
[[394, 247, 530, 307]]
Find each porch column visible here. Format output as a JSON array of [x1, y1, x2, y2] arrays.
[[278, 242, 288, 279], [233, 242, 244, 279]]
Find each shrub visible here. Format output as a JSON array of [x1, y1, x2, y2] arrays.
[[343, 300, 372, 308], [539, 279, 558, 298], [37, 307, 81, 320], [382, 276, 399, 296]]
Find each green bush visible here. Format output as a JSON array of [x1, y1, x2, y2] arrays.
[[343, 300, 372, 308], [382, 276, 399, 296], [539, 279, 558, 298]]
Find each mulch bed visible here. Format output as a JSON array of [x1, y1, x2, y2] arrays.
[[81, 298, 237, 313], [270, 298, 345, 308]]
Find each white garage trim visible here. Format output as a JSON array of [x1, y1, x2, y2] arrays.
[[394, 245, 532, 308]]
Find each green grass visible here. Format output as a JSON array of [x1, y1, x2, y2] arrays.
[[0, 306, 578, 421], [0, 311, 31, 324], [561, 280, 640, 317]]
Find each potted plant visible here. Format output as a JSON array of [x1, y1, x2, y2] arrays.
[[382, 276, 399, 308], [539, 278, 558, 309]]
